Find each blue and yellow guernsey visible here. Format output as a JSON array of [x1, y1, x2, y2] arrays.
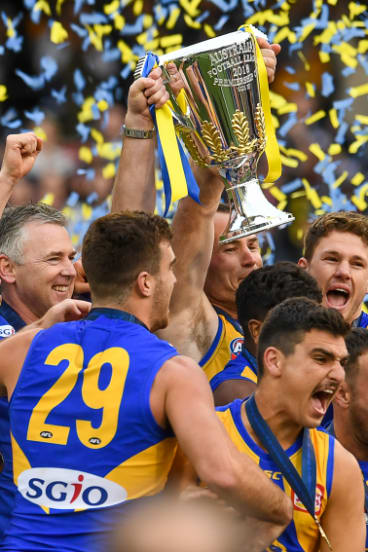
[[210, 345, 257, 392], [357, 311, 368, 329], [200, 308, 244, 384], [217, 400, 335, 552], [358, 460, 368, 551], [2, 308, 178, 552], [0, 300, 26, 540]]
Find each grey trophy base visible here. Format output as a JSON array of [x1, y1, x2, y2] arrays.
[[219, 178, 295, 244]]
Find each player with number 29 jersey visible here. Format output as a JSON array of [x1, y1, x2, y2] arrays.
[[2, 309, 178, 552]]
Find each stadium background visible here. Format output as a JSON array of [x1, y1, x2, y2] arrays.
[[0, 0, 367, 263]]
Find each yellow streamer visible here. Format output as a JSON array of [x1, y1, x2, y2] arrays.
[[240, 25, 282, 184], [50, 21, 68, 44], [102, 163, 116, 179], [309, 143, 325, 161], [305, 110, 326, 125], [351, 172, 365, 186], [79, 146, 93, 163], [0, 85, 8, 102], [305, 82, 315, 97], [332, 171, 348, 188], [328, 144, 341, 156], [155, 103, 188, 203], [349, 83, 368, 98], [329, 108, 339, 128]]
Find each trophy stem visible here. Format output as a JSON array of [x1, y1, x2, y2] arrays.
[[219, 178, 295, 244]]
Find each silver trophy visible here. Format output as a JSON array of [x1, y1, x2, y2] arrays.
[[136, 29, 294, 243]]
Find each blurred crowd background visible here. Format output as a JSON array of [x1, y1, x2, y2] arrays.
[[0, 0, 367, 261]]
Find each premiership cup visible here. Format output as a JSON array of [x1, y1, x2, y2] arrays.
[[136, 29, 294, 243]]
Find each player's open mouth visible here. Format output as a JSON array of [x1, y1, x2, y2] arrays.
[[310, 386, 336, 416], [326, 287, 350, 308]]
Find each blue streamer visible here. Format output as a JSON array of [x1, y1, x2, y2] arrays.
[[138, 52, 200, 215], [321, 72, 334, 97]]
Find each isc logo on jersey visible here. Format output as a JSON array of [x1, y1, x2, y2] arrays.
[[0, 325, 15, 338], [291, 484, 324, 516], [230, 337, 244, 359], [18, 468, 127, 509]]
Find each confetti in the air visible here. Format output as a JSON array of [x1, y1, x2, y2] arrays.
[[0, 0, 367, 251]]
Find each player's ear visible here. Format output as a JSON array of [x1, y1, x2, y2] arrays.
[[0, 254, 16, 284], [248, 319, 262, 344], [298, 257, 308, 270], [263, 346, 283, 378], [136, 271, 153, 297], [333, 381, 350, 409]]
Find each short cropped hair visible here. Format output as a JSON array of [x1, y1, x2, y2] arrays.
[[257, 297, 350, 379], [82, 211, 172, 301], [0, 203, 66, 264], [236, 262, 322, 333], [217, 202, 230, 214], [304, 211, 368, 261], [344, 327, 368, 385]]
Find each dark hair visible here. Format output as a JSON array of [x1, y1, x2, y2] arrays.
[[257, 297, 350, 378], [236, 262, 322, 334], [344, 327, 368, 385], [216, 202, 230, 214], [82, 211, 172, 301], [304, 211, 368, 261]]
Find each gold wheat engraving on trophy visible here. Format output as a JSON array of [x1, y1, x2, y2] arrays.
[[254, 103, 266, 153], [179, 131, 208, 167], [231, 110, 257, 155], [201, 121, 229, 163]]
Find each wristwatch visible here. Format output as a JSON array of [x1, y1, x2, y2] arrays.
[[121, 124, 155, 139]]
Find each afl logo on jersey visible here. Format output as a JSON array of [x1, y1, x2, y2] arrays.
[[230, 337, 244, 359], [18, 468, 127, 509], [0, 325, 15, 337]]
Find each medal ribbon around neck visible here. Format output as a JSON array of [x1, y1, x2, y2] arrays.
[[246, 394, 333, 550], [139, 53, 200, 216]]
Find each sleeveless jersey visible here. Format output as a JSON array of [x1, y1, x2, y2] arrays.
[[210, 346, 257, 392], [357, 311, 368, 329], [2, 308, 178, 552], [358, 460, 368, 552], [0, 300, 26, 541], [200, 309, 243, 384], [217, 400, 335, 552], [327, 423, 368, 551]]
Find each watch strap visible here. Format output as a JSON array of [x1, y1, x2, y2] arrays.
[[121, 124, 155, 139]]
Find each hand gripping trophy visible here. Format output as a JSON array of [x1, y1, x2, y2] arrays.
[[136, 27, 294, 243]]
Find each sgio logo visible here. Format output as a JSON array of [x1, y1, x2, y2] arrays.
[[18, 468, 127, 510], [0, 325, 15, 338], [230, 337, 244, 359]]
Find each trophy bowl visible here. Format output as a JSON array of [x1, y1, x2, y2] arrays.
[[136, 29, 294, 243]]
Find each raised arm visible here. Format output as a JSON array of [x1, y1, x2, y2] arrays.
[[0, 133, 42, 216], [153, 355, 292, 530], [320, 439, 365, 552], [157, 165, 223, 361], [111, 68, 168, 213]]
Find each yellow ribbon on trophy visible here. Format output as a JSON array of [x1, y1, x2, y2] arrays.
[[141, 52, 200, 215], [239, 24, 282, 184]]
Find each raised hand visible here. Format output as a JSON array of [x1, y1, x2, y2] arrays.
[[0, 132, 42, 185], [256, 36, 281, 83]]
